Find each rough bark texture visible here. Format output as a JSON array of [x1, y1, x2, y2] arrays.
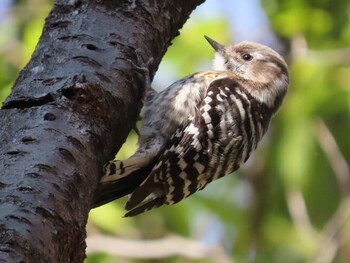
[[0, 0, 205, 262]]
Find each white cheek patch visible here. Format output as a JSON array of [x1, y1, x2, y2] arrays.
[[213, 53, 227, 71], [249, 76, 288, 108]]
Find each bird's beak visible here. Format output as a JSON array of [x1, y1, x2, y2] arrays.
[[204, 36, 224, 51]]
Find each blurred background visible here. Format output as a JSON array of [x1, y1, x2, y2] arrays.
[[0, 0, 349, 262]]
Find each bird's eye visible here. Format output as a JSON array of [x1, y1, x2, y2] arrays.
[[242, 53, 253, 61]]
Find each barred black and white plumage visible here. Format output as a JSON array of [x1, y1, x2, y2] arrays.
[[93, 36, 289, 216]]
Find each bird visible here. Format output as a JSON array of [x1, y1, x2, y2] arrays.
[[93, 36, 289, 217]]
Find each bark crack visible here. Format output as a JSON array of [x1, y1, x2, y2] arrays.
[[2, 94, 55, 109]]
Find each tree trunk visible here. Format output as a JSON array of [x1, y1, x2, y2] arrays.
[[0, 0, 205, 262]]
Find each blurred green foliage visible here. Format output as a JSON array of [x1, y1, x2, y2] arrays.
[[1, 0, 349, 262], [0, 0, 51, 105]]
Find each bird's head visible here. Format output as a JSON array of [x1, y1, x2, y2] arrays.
[[205, 36, 289, 108]]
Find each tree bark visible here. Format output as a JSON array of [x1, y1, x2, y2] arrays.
[[0, 0, 205, 262]]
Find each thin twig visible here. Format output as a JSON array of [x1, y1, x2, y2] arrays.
[[309, 118, 350, 263], [311, 197, 350, 263], [291, 35, 350, 65], [86, 235, 233, 263], [286, 187, 315, 237], [314, 117, 350, 195]]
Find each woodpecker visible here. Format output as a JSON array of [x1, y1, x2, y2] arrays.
[[93, 36, 289, 217]]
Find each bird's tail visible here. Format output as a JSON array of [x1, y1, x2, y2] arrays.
[[92, 156, 154, 208]]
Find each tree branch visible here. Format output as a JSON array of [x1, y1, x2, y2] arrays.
[[0, 0, 205, 261]]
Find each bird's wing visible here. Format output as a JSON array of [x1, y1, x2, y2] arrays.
[[124, 77, 244, 217]]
